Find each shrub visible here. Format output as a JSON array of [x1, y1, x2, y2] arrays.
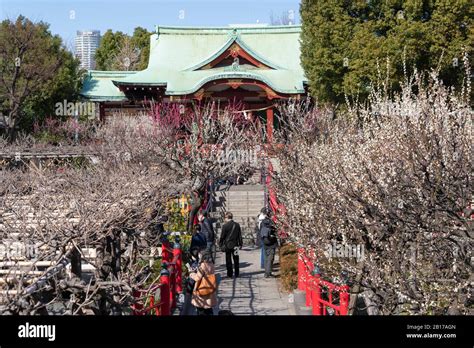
[[279, 243, 298, 292]]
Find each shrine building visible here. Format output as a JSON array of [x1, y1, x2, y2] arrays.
[[80, 25, 308, 141]]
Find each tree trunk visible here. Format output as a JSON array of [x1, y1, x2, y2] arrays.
[[6, 107, 19, 142], [348, 266, 364, 315], [70, 247, 82, 279], [187, 190, 203, 233]]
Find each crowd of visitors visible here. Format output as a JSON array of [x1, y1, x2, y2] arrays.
[[185, 207, 278, 315]]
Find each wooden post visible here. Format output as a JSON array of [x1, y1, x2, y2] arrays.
[[99, 103, 105, 122], [70, 247, 82, 278], [266, 107, 273, 143]]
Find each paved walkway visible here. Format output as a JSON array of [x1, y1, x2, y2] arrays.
[[214, 246, 292, 315]]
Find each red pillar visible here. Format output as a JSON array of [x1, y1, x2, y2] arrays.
[[149, 294, 160, 315], [169, 268, 176, 309], [297, 248, 305, 291], [132, 290, 143, 315], [304, 254, 314, 307], [311, 275, 322, 315], [266, 107, 273, 143], [173, 244, 183, 293], [160, 268, 171, 315], [305, 270, 312, 307], [161, 238, 172, 263]]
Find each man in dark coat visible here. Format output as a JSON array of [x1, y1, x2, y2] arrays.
[[219, 212, 242, 278], [260, 211, 278, 278], [190, 224, 206, 252], [198, 211, 215, 262], [198, 212, 215, 247]]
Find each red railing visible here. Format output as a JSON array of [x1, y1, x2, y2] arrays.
[[298, 249, 349, 316], [131, 235, 182, 315], [266, 161, 288, 239], [265, 160, 350, 315]]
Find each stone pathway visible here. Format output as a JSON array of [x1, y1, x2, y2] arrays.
[[215, 246, 293, 315]]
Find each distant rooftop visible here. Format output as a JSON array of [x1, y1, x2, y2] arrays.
[[76, 30, 100, 35], [228, 23, 269, 27], [152, 24, 302, 35]]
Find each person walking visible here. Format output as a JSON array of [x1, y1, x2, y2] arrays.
[[219, 212, 242, 278], [260, 211, 278, 278], [189, 251, 217, 315], [256, 208, 267, 269], [198, 211, 215, 261], [190, 224, 207, 252]]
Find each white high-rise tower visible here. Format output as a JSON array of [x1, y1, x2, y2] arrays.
[[75, 30, 100, 70]]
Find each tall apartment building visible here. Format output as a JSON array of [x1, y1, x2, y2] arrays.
[[75, 30, 100, 70]]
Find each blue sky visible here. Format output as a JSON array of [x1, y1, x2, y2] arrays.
[[0, 0, 301, 50]]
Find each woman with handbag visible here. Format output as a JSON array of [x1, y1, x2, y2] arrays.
[[189, 251, 218, 315]]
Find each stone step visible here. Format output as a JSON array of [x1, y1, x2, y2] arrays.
[[227, 214, 261, 219], [215, 187, 264, 193], [226, 190, 264, 195], [224, 193, 264, 198], [222, 198, 264, 203], [296, 306, 313, 315], [223, 207, 263, 213], [226, 213, 261, 219], [227, 199, 264, 204], [233, 220, 258, 226], [233, 216, 258, 220], [226, 206, 263, 212], [216, 195, 264, 201], [225, 202, 263, 210], [227, 184, 264, 192], [211, 184, 265, 241], [226, 206, 263, 211], [226, 218, 260, 223], [226, 198, 264, 203]]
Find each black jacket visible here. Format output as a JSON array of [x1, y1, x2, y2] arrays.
[[200, 217, 215, 243], [219, 220, 243, 251], [260, 217, 278, 247]]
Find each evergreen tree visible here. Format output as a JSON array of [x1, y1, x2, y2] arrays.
[[95, 27, 151, 71], [94, 29, 126, 70], [300, 0, 473, 104], [0, 16, 82, 135], [20, 46, 83, 131], [132, 27, 151, 70]]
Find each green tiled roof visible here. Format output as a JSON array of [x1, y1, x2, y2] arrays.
[[81, 71, 135, 101], [81, 25, 307, 100]]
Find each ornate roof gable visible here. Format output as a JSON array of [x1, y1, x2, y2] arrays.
[[185, 31, 281, 71]]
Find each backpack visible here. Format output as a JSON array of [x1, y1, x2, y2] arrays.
[[193, 267, 217, 297], [260, 223, 271, 239], [191, 233, 207, 251], [260, 220, 277, 246]]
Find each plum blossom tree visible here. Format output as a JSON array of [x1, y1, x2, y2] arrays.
[[272, 62, 472, 314], [0, 101, 262, 314]]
